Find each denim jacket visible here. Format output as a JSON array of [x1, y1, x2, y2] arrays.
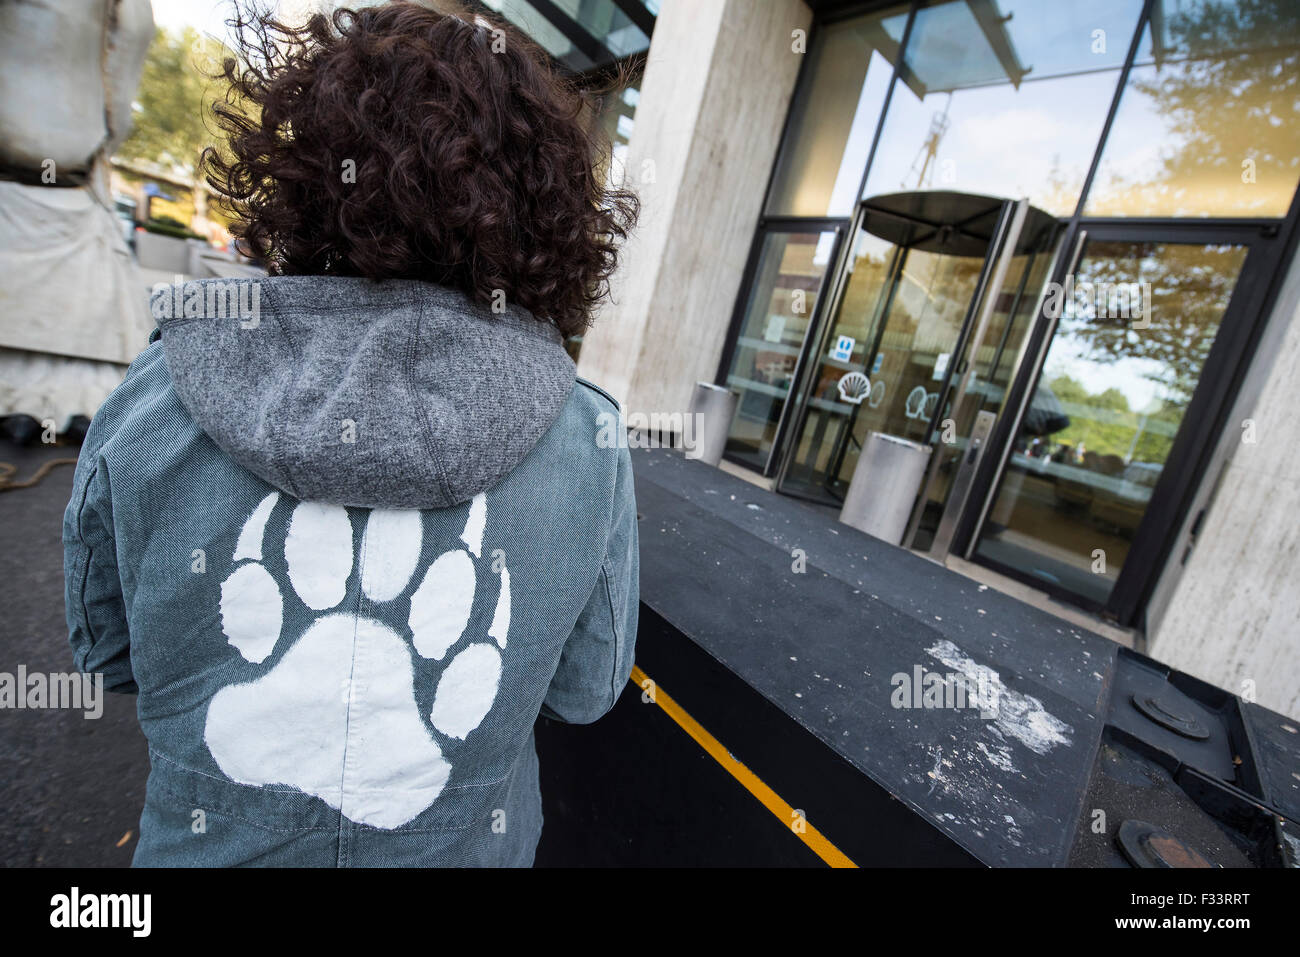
[[63, 277, 638, 866]]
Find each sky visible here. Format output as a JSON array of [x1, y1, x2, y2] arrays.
[[149, 0, 238, 42], [149, 0, 329, 45]]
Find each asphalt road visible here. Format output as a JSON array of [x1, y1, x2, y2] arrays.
[[0, 437, 148, 866]]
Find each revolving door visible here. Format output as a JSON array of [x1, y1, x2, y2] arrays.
[[773, 190, 1061, 556]]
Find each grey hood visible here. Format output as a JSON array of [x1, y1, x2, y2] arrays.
[[154, 276, 576, 510]]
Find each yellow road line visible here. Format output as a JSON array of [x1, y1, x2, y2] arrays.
[[630, 665, 857, 868]]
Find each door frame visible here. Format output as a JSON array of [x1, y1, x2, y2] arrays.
[[767, 200, 879, 494], [904, 198, 1026, 553], [952, 216, 1292, 626], [714, 218, 849, 476]]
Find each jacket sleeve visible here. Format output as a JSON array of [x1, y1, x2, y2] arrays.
[[63, 456, 136, 694], [541, 444, 639, 724]]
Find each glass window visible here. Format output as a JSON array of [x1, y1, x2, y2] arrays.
[[1084, 0, 1300, 217], [973, 240, 1249, 605], [481, 0, 653, 71], [766, 6, 910, 217], [861, 0, 1145, 215], [909, 225, 1062, 549], [478, 0, 592, 71], [722, 230, 839, 471], [558, 0, 650, 59]]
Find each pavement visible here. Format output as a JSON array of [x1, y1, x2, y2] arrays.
[[0, 437, 148, 866]]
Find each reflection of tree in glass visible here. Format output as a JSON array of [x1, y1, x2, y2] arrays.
[[835, 248, 890, 345], [1062, 242, 1245, 409], [1122, 0, 1299, 215], [1047, 373, 1182, 465]]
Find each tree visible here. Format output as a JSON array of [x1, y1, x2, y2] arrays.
[[1130, 0, 1300, 217], [1063, 240, 1245, 410], [117, 27, 230, 176]]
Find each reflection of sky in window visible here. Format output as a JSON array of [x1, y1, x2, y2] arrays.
[[861, 0, 1145, 213], [1001, 0, 1139, 76], [894, 0, 1138, 88], [1088, 18, 1185, 200], [864, 71, 1125, 211]]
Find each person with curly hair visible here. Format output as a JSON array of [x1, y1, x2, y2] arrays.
[[63, 0, 641, 867]]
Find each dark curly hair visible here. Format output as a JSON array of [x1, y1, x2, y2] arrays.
[[203, 0, 639, 337]]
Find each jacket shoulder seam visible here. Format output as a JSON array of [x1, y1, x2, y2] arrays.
[[575, 378, 621, 412]]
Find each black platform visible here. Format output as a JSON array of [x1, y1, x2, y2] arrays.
[[534, 449, 1300, 867]]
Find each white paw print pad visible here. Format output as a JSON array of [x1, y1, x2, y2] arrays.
[[204, 491, 511, 830]]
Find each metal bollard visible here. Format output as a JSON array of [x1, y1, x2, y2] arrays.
[[839, 431, 932, 545], [686, 382, 737, 466]]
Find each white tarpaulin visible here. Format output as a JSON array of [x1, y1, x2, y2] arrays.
[[0, 0, 154, 421], [0, 348, 129, 427], [0, 180, 153, 365]]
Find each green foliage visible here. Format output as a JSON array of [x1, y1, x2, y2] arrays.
[[117, 26, 231, 176], [1044, 373, 1178, 465]]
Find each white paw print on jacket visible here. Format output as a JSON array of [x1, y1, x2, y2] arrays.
[[206, 490, 509, 830]]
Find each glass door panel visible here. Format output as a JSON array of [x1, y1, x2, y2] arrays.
[[972, 240, 1249, 607], [909, 235, 1060, 550], [722, 230, 839, 472], [778, 226, 987, 503]]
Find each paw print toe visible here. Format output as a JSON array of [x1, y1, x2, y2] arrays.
[[360, 509, 423, 603], [431, 643, 502, 740], [218, 563, 282, 664], [408, 550, 475, 660], [220, 490, 284, 663], [460, 493, 486, 556], [489, 566, 510, 649], [285, 502, 353, 611], [233, 491, 279, 561]]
